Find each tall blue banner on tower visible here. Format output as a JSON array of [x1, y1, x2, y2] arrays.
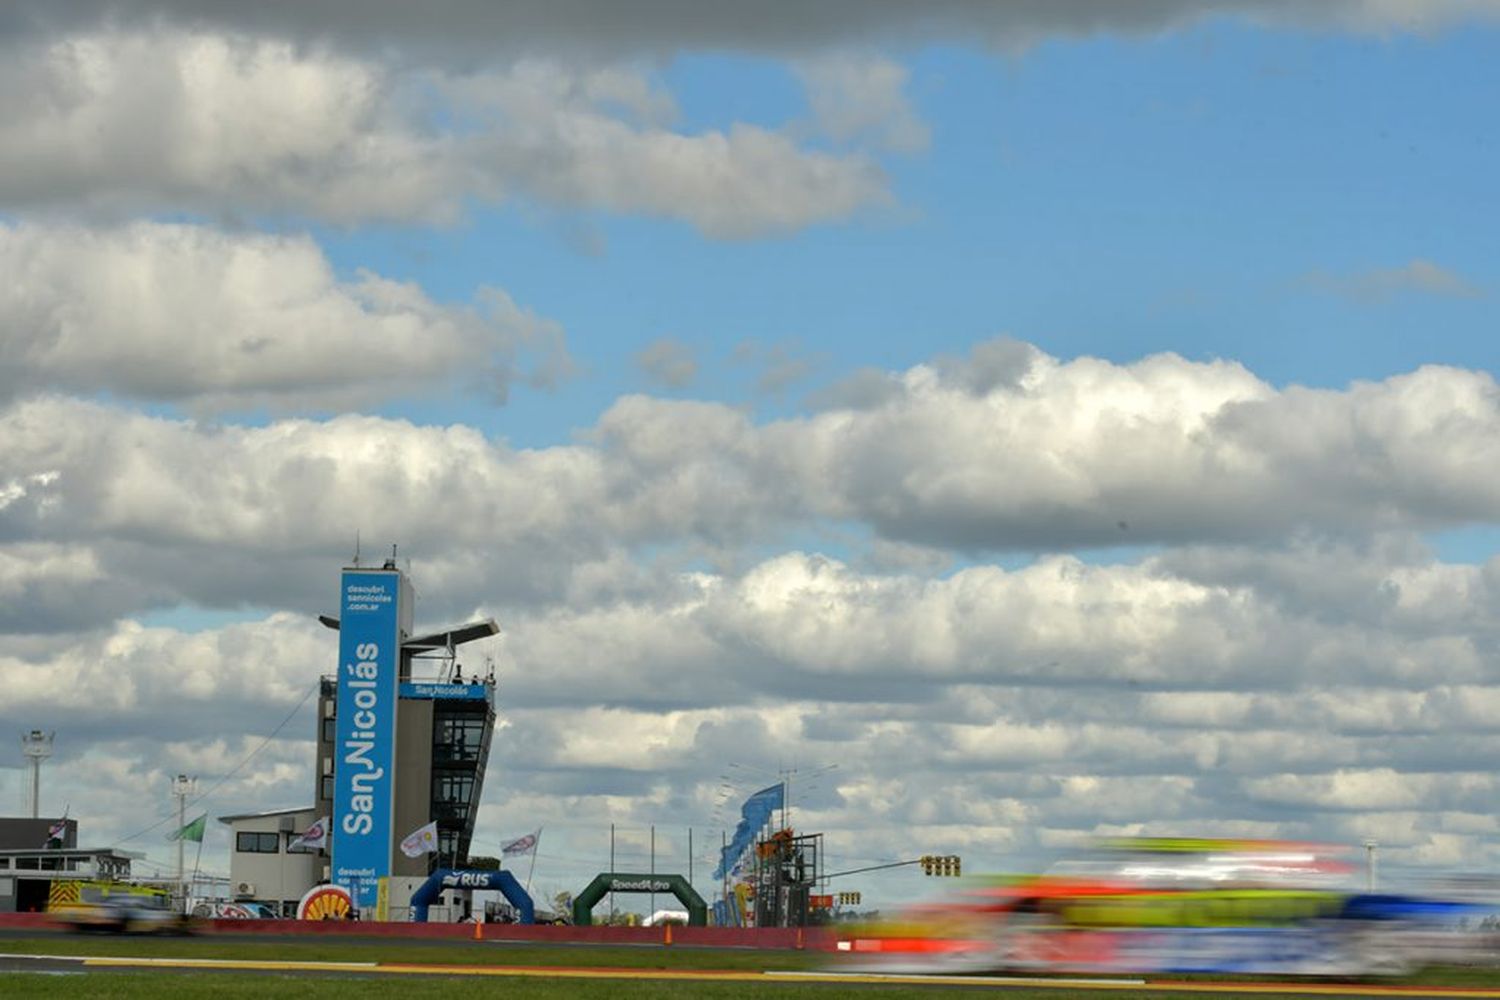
[[714, 783, 784, 880], [332, 569, 402, 910]]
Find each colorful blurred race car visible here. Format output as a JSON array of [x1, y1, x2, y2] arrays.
[[837, 837, 1500, 976]]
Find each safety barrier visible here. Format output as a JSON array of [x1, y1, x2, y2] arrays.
[[0, 909, 835, 949], [203, 917, 465, 938], [200, 917, 836, 949]]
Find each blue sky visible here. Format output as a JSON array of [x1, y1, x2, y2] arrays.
[[3, 2, 1499, 909], [307, 17, 1497, 449]]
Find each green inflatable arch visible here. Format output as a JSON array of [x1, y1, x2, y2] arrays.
[[571, 872, 707, 926]]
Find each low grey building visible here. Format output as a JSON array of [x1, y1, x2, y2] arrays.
[[0, 816, 140, 913]]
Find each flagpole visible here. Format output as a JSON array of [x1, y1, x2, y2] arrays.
[[781, 774, 787, 832], [524, 829, 541, 895], [191, 833, 205, 911], [176, 783, 184, 908]]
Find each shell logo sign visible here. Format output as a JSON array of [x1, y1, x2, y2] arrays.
[[297, 884, 354, 920]]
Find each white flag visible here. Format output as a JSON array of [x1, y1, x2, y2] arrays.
[[500, 829, 540, 856], [400, 820, 439, 858], [289, 815, 330, 851], [44, 816, 68, 848]]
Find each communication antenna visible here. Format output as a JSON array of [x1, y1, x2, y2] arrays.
[[21, 730, 54, 818], [353, 530, 362, 567]]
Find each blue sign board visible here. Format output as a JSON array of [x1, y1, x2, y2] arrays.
[[399, 682, 489, 701], [331, 569, 401, 910]]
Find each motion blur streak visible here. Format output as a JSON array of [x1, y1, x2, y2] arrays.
[[837, 838, 1500, 977]]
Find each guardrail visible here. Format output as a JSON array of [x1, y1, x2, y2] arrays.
[[202, 917, 835, 949], [0, 909, 835, 949]]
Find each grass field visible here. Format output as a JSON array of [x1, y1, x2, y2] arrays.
[[6, 929, 1500, 999], [0, 972, 1113, 1000], [0, 934, 1116, 999], [0, 932, 828, 970]]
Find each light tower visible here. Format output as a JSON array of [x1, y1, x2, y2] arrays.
[[20, 730, 54, 818], [172, 774, 197, 911]]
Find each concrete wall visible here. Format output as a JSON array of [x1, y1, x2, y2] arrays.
[[391, 698, 434, 879], [382, 874, 427, 921]]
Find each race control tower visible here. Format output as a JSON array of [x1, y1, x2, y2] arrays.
[[315, 556, 500, 911]]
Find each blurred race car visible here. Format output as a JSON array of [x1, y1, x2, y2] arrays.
[[836, 837, 1495, 977], [53, 887, 190, 935]]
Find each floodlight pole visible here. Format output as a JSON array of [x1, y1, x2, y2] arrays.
[[172, 774, 196, 912], [21, 730, 54, 818]]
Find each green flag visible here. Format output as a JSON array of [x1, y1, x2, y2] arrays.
[[168, 813, 207, 843]]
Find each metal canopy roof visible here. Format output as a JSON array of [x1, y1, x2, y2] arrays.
[[316, 615, 500, 651]]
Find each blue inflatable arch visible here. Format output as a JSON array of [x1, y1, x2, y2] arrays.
[[409, 869, 535, 923]]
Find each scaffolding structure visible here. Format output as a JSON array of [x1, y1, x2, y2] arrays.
[[751, 829, 822, 928]]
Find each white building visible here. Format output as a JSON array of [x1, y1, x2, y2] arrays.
[[218, 807, 323, 917]]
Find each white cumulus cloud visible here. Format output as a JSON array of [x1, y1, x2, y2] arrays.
[[0, 31, 889, 236], [0, 221, 570, 411]]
